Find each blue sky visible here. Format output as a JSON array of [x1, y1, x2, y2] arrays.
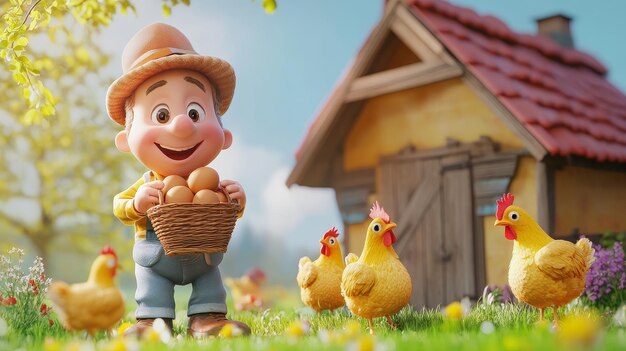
[[99, 0, 626, 253]]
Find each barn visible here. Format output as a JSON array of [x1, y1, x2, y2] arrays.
[[287, 0, 626, 308]]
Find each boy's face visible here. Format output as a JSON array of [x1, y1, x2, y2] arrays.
[[115, 69, 232, 177]]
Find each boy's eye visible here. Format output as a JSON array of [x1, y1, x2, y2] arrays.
[[151, 104, 170, 124], [187, 102, 205, 122]]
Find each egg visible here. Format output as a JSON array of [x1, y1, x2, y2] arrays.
[[216, 190, 228, 203], [165, 186, 194, 204], [162, 175, 187, 194], [193, 189, 220, 204], [188, 167, 219, 193]]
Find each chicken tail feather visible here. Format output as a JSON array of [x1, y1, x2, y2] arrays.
[[576, 237, 596, 271]]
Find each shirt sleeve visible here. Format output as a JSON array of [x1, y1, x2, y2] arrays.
[[113, 177, 145, 225]]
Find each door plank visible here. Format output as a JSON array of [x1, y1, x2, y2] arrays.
[[442, 153, 476, 301]]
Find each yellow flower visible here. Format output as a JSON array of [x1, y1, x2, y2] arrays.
[[558, 312, 602, 348], [444, 301, 464, 320], [286, 320, 310, 337], [143, 328, 162, 343], [43, 337, 62, 351], [102, 339, 130, 351], [219, 323, 243, 338], [116, 322, 134, 337], [343, 320, 362, 338], [140, 318, 172, 344], [502, 335, 529, 351], [64, 341, 87, 351], [355, 335, 376, 351]]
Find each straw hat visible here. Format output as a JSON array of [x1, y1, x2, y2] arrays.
[[106, 23, 236, 125]]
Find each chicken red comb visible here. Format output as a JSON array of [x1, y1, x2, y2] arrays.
[[369, 201, 390, 223], [496, 193, 515, 220], [100, 245, 117, 260], [323, 227, 340, 240]]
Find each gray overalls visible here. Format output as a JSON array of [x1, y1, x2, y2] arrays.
[[132, 174, 227, 319]]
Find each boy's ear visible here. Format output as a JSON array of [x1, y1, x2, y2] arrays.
[[222, 128, 233, 150], [115, 130, 130, 153]]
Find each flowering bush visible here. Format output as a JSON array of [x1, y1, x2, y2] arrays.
[[481, 285, 518, 305], [0, 247, 55, 335], [582, 241, 626, 310]]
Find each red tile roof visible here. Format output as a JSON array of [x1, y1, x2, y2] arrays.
[[409, 0, 626, 162]]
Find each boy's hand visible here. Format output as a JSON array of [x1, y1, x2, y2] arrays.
[[133, 180, 164, 214], [221, 180, 246, 210]]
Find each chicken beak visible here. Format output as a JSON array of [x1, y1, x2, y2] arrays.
[[383, 222, 397, 233], [494, 219, 510, 227]]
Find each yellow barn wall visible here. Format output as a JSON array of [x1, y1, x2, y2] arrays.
[[555, 166, 626, 236], [346, 193, 380, 255], [342, 78, 536, 286], [343, 78, 525, 171], [347, 221, 370, 255], [484, 156, 537, 286]]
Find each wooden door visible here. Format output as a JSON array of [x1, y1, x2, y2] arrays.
[[380, 149, 475, 308]]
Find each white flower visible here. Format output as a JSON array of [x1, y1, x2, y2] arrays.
[[614, 305, 626, 327], [152, 318, 172, 343], [0, 317, 7, 337], [461, 297, 472, 316], [480, 321, 495, 334]]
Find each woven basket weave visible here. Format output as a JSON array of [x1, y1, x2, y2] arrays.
[[147, 188, 240, 256]]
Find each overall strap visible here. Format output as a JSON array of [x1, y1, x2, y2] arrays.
[[143, 171, 158, 241]]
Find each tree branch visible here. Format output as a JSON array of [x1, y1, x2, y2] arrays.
[[21, 0, 43, 27]]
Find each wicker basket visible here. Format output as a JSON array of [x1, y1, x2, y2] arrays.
[[146, 188, 240, 256]]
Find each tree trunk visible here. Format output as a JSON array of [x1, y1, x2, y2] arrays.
[[29, 234, 51, 269]]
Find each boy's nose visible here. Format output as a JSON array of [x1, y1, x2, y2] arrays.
[[169, 114, 195, 137]]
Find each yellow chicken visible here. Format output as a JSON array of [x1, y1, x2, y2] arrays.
[[297, 227, 346, 312], [224, 267, 267, 311], [341, 202, 411, 335], [47, 246, 125, 336], [494, 193, 595, 324]]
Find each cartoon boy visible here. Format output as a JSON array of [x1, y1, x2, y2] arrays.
[[106, 23, 250, 336]]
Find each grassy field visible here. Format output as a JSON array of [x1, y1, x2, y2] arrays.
[[1, 290, 625, 351]]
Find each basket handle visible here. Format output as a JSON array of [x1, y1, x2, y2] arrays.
[[157, 189, 164, 205], [218, 186, 237, 204]]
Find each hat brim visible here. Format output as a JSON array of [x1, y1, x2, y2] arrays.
[[106, 54, 235, 125]]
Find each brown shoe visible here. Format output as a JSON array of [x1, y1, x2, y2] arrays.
[[124, 318, 173, 337], [187, 313, 251, 337]]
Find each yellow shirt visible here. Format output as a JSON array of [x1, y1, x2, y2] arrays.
[[113, 172, 243, 241]]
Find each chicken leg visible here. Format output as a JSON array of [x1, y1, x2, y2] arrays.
[[368, 319, 374, 335], [552, 306, 559, 326], [539, 308, 545, 321], [386, 316, 397, 329]]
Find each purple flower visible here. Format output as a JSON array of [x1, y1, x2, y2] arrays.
[[583, 241, 626, 308]]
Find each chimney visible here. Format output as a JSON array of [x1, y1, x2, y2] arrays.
[[536, 14, 574, 48]]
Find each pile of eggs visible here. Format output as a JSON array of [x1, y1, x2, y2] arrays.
[[162, 167, 228, 204]]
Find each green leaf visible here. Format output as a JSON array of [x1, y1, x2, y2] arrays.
[[181, 0, 190, 5], [162, 3, 171, 17], [13, 72, 27, 85], [24, 109, 40, 124], [15, 37, 28, 46], [76, 46, 90, 62], [41, 104, 55, 116], [22, 88, 31, 99], [28, 18, 38, 31]]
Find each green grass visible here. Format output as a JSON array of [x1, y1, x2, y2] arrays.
[[1, 292, 625, 351]]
